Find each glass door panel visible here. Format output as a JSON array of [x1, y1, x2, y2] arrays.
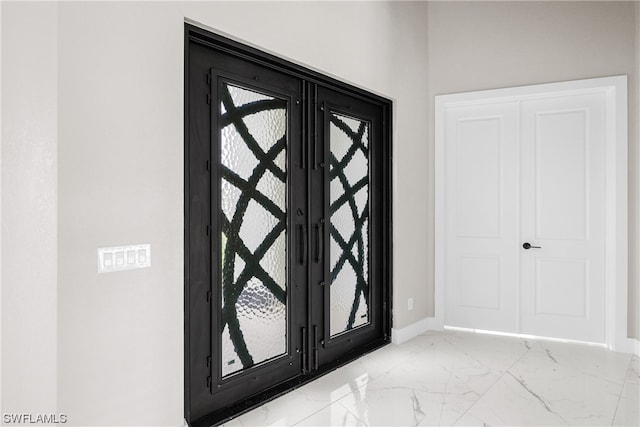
[[219, 82, 288, 377], [186, 41, 306, 422], [310, 86, 388, 370], [328, 112, 370, 337]]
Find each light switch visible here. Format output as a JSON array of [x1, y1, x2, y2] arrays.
[[115, 251, 125, 266], [138, 249, 147, 264], [104, 252, 113, 268], [98, 243, 151, 273]]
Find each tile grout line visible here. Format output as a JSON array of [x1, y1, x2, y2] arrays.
[[290, 401, 334, 427], [449, 339, 536, 426], [609, 356, 633, 427], [337, 399, 369, 427]]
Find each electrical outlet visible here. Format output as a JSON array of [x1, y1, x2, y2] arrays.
[[408, 297, 414, 311]]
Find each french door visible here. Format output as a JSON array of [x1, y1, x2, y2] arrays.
[[310, 87, 388, 369], [185, 25, 391, 427], [442, 86, 608, 344]]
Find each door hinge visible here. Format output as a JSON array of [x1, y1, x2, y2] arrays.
[[206, 290, 211, 302], [206, 225, 211, 236], [206, 376, 212, 390], [206, 160, 210, 171], [207, 71, 212, 86], [206, 93, 211, 105], [206, 355, 212, 367]]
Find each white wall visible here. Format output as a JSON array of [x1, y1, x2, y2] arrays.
[[1, 0, 58, 417], [427, 0, 639, 339]]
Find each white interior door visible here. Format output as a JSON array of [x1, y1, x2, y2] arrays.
[[443, 90, 608, 343], [444, 102, 518, 333], [520, 93, 606, 343]]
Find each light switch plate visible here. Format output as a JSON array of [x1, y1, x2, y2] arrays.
[[98, 243, 151, 273]]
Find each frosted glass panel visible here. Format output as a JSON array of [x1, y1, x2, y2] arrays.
[[219, 83, 288, 377], [329, 112, 370, 337]]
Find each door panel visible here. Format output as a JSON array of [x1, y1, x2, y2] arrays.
[[520, 93, 606, 342], [218, 82, 289, 377], [534, 258, 588, 318], [210, 70, 304, 392], [187, 43, 306, 418], [312, 86, 386, 367], [457, 117, 503, 238], [534, 110, 589, 240], [444, 102, 519, 332], [328, 111, 370, 337]]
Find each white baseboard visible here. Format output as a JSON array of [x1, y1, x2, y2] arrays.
[[615, 337, 640, 356], [391, 317, 443, 345]]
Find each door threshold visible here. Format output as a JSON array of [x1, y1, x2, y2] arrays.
[[444, 325, 608, 349]]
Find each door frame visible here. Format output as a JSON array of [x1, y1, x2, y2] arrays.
[[184, 22, 393, 426], [435, 76, 631, 352]]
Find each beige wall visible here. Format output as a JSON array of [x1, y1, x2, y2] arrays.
[[427, 1, 639, 338], [388, 3, 431, 328]]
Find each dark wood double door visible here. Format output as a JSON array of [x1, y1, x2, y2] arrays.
[[185, 25, 391, 427]]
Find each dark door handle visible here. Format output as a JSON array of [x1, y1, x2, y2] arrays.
[[523, 242, 541, 249], [314, 221, 324, 264], [298, 224, 307, 264]]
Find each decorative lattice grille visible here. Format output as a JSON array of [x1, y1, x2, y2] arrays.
[[329, 112, 370, 337], [219, 83, 288, 377]]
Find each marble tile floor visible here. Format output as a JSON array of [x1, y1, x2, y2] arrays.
[[222, 330, 639, 427]]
